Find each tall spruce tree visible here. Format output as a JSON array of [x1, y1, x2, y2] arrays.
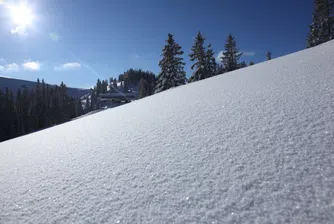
[[189, 31, 207, 82], [206, 46, 217, 77], [155, 33, 186, 93], [220, 34, 243, 72], [189, 32, 217, 82], [307, 0, 334, 47]]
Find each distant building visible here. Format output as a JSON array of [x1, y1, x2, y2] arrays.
[[97, 92, 136, 108]]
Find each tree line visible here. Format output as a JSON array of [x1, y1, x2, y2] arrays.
[[154, 32, 252, 94], [0, 79, 83, 142]]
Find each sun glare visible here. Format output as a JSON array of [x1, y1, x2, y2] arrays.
[[9, 3, 34, 27]]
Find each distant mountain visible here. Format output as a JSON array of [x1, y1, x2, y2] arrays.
[[0, 76, 89, 99]]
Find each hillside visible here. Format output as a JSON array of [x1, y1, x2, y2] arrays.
[[0, 76, 89, 99], [0, 41, 334, 223]]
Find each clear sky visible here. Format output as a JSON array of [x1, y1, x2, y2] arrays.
[[0, 0, 313, 88]]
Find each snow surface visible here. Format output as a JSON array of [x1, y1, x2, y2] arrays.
[[1, 41, 334, 223]]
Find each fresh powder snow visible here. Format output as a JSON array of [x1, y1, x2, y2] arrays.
[[1, 41, 334, 223]]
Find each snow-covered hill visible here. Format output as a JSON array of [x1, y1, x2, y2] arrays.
[[1, 41, 334, 223]]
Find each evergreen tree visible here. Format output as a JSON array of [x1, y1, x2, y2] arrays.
[[16, 88, 23, 135], [220, 34, 243, 72], [216, 64, 225, 75], [238, 61, 247, 69], [6, 89, 17, 138], [3, 88, 12, 139], [189, 32, 217, 82], [266, 52, 272, 60], [249, 61, 255, 66], [101, 80, 105, 94], [21, 87, 30, 133], [307, 20, 321, 48], [104, 80, 108, 93], [59, 82, 70, 122], [96, 79, 102, 95], [189, 31, 207, 82], [307, 0, 334, 47], [28, 88, 38, 131], [206, 46, 217, 77], [138, 78, 149, 99], [85, 97, 90, 113], [90, 90, 97, 111], [155, 33, 186, 93], [75, 98, 83, 117], [113, 78, 117, 89], [123, 79, 129, 93]]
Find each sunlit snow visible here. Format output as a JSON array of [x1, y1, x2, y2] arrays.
[[0, 41, 334, 223]]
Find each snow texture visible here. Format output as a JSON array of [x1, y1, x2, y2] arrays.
[[1, 41, 334, 223]]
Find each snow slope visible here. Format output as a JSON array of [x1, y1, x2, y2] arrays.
[[1, 41, 334, 223]]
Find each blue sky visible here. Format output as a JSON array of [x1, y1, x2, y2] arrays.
[[0, 0, 313, 88]]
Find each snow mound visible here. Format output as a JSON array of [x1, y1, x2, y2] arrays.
[[1, 41, 334, 223]]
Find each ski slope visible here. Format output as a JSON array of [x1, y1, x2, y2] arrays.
[[1, 41, 334, 223]]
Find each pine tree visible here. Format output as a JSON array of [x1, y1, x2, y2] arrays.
[[220, 34, 243, 72], [90, 90, 97, 111], [307, 21, 321, 47], [105, 79, 109, 93], [266, 52, 272, 60], [238, 61, 247, 69], [138, 78, 149, 99], [188, 32, 217, 82], [75, 98, 83, 117], [123, 78, 129, 93], [21, 87, 30, 133], [113, 78, 117, 89], [6, 89, 17, 138], [16, 88, 23, 135], [85, 97, 90, 113], [101, 80, 105, 94], [307, 0, 333, 47], [59, 82, 69, 122], [155, 33, 186, 93], [216, 64, 225, 75], [206, 46, 217, 77], [96, 79, 102, 95], [189, 31, 207, 82]]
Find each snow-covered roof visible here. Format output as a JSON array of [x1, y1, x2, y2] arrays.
[[1, 41, 334, 223]]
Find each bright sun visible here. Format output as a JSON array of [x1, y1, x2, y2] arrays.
[[9, 3, 34, 27]]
